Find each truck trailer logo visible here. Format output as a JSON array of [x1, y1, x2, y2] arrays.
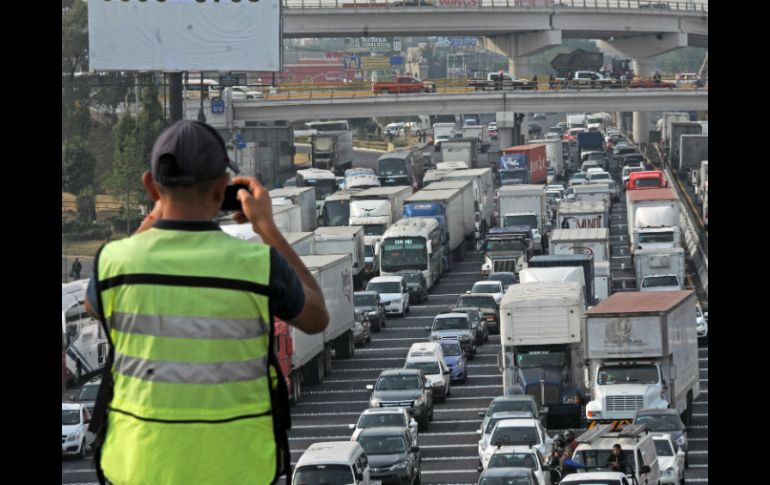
[[568, 245, 594, 256], [560, 216, 602, 229]]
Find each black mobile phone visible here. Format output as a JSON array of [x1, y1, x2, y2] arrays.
[[221, 184, 250, 211]]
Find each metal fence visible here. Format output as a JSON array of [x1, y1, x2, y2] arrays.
[[281, 0, 707, 12]]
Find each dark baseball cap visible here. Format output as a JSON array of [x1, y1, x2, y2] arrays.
[[151, 120, 239, 186]]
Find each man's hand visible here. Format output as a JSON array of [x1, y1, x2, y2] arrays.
[[232, 176, 278, 238]]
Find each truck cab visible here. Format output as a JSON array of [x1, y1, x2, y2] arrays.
[[626, 171, 666, 190], [481, 228, 531, 276], [502, 214, 541, 253], [296, 168, 339, 218]]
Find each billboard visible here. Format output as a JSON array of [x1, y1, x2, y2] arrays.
[[361, 56, 391, 70], [345, 37, 393, 53], [88, 0, 281, 71]]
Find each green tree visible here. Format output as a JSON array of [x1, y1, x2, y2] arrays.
[[107, 113, 146, 234], [62, 0, 91, 142], [62, 137, 97, 223]]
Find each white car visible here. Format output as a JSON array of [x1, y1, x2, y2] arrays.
[[482, 446, 552, 485], [366, 276, 410, 317], [476, 411, 535, 465], [559, 472, 632, 485], [587, 171, 612, 183], [405, 356, 451, 402], [230, 87, 263, 100], [695, 305, 708, 339], [479, 417, 552, 469], [470, 280, 504, 303], [653, 434, 686, 485], [348, 407, 419, 448], [62, 402, 94, 458]]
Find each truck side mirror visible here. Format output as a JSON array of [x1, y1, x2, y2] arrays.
[[640, 465, 651, 474]]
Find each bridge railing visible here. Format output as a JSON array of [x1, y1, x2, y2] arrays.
[[282, 0, 707, 13]]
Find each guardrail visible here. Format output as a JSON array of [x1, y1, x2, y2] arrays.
[[281, 0, 707, 12]]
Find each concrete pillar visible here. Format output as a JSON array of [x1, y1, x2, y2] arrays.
[[482, 30, 561, 78], [633, 111, 650, 145], [498, 127, 514, 149], [508, 56, 530, 79], [631, 58, 657, 78]]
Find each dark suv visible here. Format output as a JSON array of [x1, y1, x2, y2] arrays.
[[455, 293, 500, 334], [367, 369, 434, 431], [427, 313, 477, 358], [354, 291, 387, 331], [354, 427, 421, 485], [450, 306, 489, 345], [396, 270, 429, 304]]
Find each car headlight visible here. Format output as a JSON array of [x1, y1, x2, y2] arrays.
[[455, 360, 464, 368], [432, 380, 443, 387], [562, 395, 579, 404], [67, 432, 81, 442], [391, 461, 409, 470], [460, 335, 470, 341], [429, 335, 438, 341], [370, 398, 382, 407], [413, 396, 425, 407], [663, 467, 675, 477], [675, 435, 686, 446]]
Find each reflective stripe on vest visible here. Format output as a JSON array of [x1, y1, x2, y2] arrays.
[[96, 226, 277, 485]]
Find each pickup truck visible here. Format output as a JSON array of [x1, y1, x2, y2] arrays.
[[467, 72, 536, 91], [373, 76, 436, 94], [557, 71, 621, 89]]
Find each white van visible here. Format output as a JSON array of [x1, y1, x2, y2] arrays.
[[366, 276, 410, 317], [573, 424, 660, 485], [404, 347, 451, 402], [407, 342, 445, 362], [292, 441, 371, 485]]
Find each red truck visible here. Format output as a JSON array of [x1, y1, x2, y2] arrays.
[[373, 76, 436, 94], [498, 144, 548, 185], [626, 170, 666, 190]]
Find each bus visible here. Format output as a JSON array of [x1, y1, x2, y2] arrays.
[[378, 217, 445, 289], [62, 280, 108, 388], [306, 120, 350, 132], [184, 78, 220, 100]]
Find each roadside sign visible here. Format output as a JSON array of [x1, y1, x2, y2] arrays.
[[211, 98, 225, 114]]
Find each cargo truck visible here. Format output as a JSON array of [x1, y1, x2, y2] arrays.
[[557, 201, 608, 230], [378, 217, 445, 289], [441, 138, 479, 169], [498, 145, 548, 186], [442, 168, 495, 237], [421, 179, 476, 239], [311, 131, 354, 175], [635, 247, 685, 291], [528, 139, 564, 179], [313, 225, 366, 288], [668, 122, 702, 166], [584, 291, 700, 425], [626, 170, 666, 190], [549, 228, 610, 262], [499, 281, 587, 427], [658, 112, 690, 146], [376, 147, 428, 189], [461, 125, 490, 152], [563, 183, 611, 208], [566, 113, 586, 129], [577, 131, 604, 161], [678, 134, 708, 172], [270, 187, 318, 232], [586, 112, 612, 132], [432, 122, 457, 151], [497, 185, 548, 253], [349, 186, 413, 237], [296, 168, 339, 219], [527, 254, 595, 306], [235, 231, 315, 256], [403, 188, 475, 267], [422, 169, 452, 186], [321, 188, 363, 227], [626, 189, 680, 254], [480, 227, 531, 276]]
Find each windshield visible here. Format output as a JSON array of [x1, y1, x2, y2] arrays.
[[516, 352, 565, 368], [357, 435, 407, 455], [433, 317, 469, 331], [654, 439, 674, 457], [635, 414, 682, 432], [489, 274, 516, 285], [367, 282, 402, 294], [490, 426, 540, 446], [62, 409, 81, 425], [638, 232, 674, 244], [503, 215, 536, 229], [381, 237, 427, 272], [78, 384, 99, 401], [479, 477, 534, 485], [597, 364, 659, 384], [354, 294, 377, 307], [398, 273, 422, 284], [322, 200, 350, 226], [500, 171, 525, 184], [358, 413, 406, 429], [376, 375, 420, 391], [485, 238, 527, 252], [304, 179, 338, 200], [378, 158, 408, 177], [634, 178, 661, 189], [457, 295, 496, 309], [365, 245, 374, 258], [488, 401, 537, 418], [363, 224, 386, 236], [472, 282, 501, 293], [488, 452, 538, 470], [573, 449, 624, 471], [440, 341, 462, 356], [623, 167, 643, 177], [294, 465, 354, 485], [642, 276, 679, 287], [589, 173, 611, 181], [405, 361, 441, 375], [588, 153, 605, 161]]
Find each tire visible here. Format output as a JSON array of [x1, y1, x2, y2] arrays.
[[366, 331, 372, 345], [302, 356, 322, 386], [323, 345, 333, 377], [289, 370, 301, 406], [405, 301, 410, 314], [446, 384, 451, 398], [418, 416, 428, 431], [335, 332, 354, 359], [429, 405, 434, 421], [414, 470, 422, 485]]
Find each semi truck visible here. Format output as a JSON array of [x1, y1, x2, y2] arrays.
[[498, 144, 548, 186], [658, 112, 690, 146], [349, 186, 413, 237], [403, 188, 475, 267], [584, 291, 701, 425], [432, 122, 457, 151], [557, 201, 608, 230], [626, 188, 680, 254], [678, 134, 708, 172], [549, 228, 610, 262], [586, 112, 613, 132], [270, 187, 318, 232], [441, 138, 479, 168], [499, 281, 586, 427], [442, 168, 495, 237], [497, 185, 548, 253], [526, 254, 595, 306], [635, 247, 686, 291], [528, 139, 564, 179], [566, 113, 587, 129], [376, 147, 428, 188], [480, 227, 531, 276], [421, 179, 475, 239], [311, 130, 354, 175], [668, 122, 702, 166], [577, 131, 604, 161], [313, 226, 366, 289], [321, 188, 363, 227], [378, 217, 445, 290], [296, 168, 340, 219]]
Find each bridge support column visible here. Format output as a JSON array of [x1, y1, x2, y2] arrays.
[[481, 30, 561, 78]]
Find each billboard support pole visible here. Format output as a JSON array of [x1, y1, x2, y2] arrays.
[[169, 73, 183, 122]]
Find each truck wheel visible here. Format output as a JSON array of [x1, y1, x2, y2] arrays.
[[289, 370, 301, 406], [335, 331, 355, 359], [323, 345, 333, 377], [418, 416, 428, 431], [302, 357, 322, 386]]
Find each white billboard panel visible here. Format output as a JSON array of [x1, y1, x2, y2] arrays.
[[88, 0, 281, 72]]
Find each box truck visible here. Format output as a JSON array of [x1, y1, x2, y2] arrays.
[[313, 226, 366, 287], [498, 144, 548, 186], [497, 185, 548, 253], [270, 187, 318, 232], [556, 201, 608, 230]]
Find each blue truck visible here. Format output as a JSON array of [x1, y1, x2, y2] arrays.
[[576, 131, 605, 163]]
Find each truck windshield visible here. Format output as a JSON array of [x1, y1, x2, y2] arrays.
[[405, 361, 441, 375], [367, 282, 402, 294], [378, 159, 408, 177], [381, 237, 427, 272], [500, 171, 525, 184], [322, 200, 350, 226], [597, 364, 658, 385], [312, 137, 334, 151], [293, 465, 354, 485], [642, 276, 679, 288], [363, 224, 386, 236], [638, 231, 674, 244], [490, 426, 540, 447], [634, 178, 661, 189], [433, 317, 469, 331], [357, 435, 407, 455], [503, 215, 537, 229], [303, 179, 338, 200], [357, 413, 405, 429], [516, 352, 565, 368], [484, 238, 527, 252]]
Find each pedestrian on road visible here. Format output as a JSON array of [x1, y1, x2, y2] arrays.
[[71, 258, 82, 280], [496, 70, 504, 91], [549, 74, 555, 90], [84, 120, 329, 485], [532, 75, 538, 89]]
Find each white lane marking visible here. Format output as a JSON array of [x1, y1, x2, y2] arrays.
[[290, 435, 349, 441], [433, 419, 482, 424], [422, 431, 483, 437], [687, 425, 709, 429], [688, 437, 708, 442], [413, 304, 461, 309], [692, 413, 708, 417], [368, 337, 432, 341], [422, 469, 479, 474], [421, 444, 477, 449], [441, 272, 480, 276], [61, 469, 95, 473], [688, 464, 708, 468], [292, 407, 489, 417], [688, 450, 709, 455], [292, 423, 356, 429], [355, 347, 411, 352], [698, 357, 708, 361], [435, 407, 487, 413]]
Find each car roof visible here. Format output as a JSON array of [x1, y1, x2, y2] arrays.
[[491, 395, 537, 404], [380, 368, 422, 377], [296, 441, 364, 467], [451, 306, 482, 313], [480, 467, 533, 477], [489, 411, 535, 420], [406, 356, 438, 364], [62, 402, 83, 411], [360, 407, 406, 416], [369, 276, 405, 283], [495, 418, 540, 427], [560, 472, 628, 481], [435, 312, 469, 319], [357, 426, 409, 438]]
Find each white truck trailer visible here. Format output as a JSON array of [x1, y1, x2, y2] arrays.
[[635, 247, 686, 291], [499, 281, 586, 425], [421, 179, 475, 240], [549, 228, 610, 262], [440, 138, 479, 168], [528, 139, 565, 178], [296, 168, 339, 219], [349, 186, 413, 237], [270, 187, 318, 232], [584, 291, 701, 425], [556, 201, 608, 230], [626, 189, 680, 253], [313, 226, 366, 287], [442, 168, 496, 236], [220, 204, 302, 237], [497, 185, 548, 253]]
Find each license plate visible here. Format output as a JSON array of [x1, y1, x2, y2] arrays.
[[371, 481, 382, 485]]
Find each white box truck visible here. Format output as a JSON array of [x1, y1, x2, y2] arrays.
[[349, 186, 413, 236], [584, 291, 701, 424], [300, 254, 357, 364], [270, 187, 318, 232], [594, 260, 611, 302], [443, 168, 495, 236], [635, 247, 686, 291], [556, 201, 608, 230], [549, 228, 610, 262], [518, 266, 586, 299], [499, 281, 586, 425], [441, 138, 479, 168], [626, 189, 680, 253], [313, 226, 366, 286], [421, 179, 475, 240], [528, 139, 565, 179], [497, 185, 548, 253]]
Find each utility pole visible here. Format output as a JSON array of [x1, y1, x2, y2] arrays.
[[168, 73, 183, 122]]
